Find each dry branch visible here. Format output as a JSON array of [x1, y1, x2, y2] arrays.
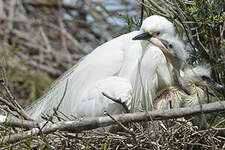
[[0, 116, 39, 129], [0, 97, 31, 121], [102, 92, 130, 113], [0, 65, 33, 121], [1, 100, 225, 144]]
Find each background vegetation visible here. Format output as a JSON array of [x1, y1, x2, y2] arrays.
[[0, 0, 224, 149], [0, 0, 138, 106]]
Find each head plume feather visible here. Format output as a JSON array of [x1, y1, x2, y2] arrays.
[[183, 65, 211, 82]]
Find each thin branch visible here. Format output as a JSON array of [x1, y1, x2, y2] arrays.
[[31, 22, 88, 55], [1, 100, 225, 144], [53, 78, 69, 121], [102, 92, 130, 113], [55, 79, 69, 111], [140, 0, 145, 25], [0, 63, 33, 121], [0, 97, 33, 121]]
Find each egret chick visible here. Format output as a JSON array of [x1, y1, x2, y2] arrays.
[[154, 65, 225, 129]]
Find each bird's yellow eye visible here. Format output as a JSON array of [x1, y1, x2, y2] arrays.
[[148, 31, 154, 35], [148, 31, 160, 36]]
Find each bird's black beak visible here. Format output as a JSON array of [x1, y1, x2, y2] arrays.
[[201, 76, 225, 96], [132, 32, 153, 40]]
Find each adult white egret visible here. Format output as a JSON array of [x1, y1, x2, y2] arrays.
[[59, 36, 188, 118], [25, 15, 181, 120]]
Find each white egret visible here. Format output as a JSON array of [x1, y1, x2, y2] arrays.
[[25, 15, 181, 120], [61, 37, 188, 118]]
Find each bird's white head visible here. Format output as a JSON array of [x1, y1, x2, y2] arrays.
[[141, 15, 175, 37], [165, 37, 188, 62], [182, 65, 225, 96], [133, 15, 176, 41], [183, 65, 211, 86], [159, 37, 189, 69]]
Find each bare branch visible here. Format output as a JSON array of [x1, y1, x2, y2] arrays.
[[1, 101, 225, 144], [102, 92, 129, 113], [0, 97, 33, 121]]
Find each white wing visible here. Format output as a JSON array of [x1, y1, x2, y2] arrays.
[[25, 31, 141, 120], [76, 77, 132, 117]]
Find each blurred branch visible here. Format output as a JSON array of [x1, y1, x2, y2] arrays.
[[140, 0, 145, 25]]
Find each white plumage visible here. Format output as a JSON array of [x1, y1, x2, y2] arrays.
[[75, 77, 132, 117], [25, 15, 182, 120]]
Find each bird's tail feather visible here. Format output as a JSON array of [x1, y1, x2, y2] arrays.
[[25, 60, 82, 120]]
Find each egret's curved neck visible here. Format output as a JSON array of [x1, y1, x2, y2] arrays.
[[173, 71, 191, 95]]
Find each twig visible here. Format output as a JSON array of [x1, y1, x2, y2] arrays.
[[52, 78, 69, 121], [55, 79, 69, 111], [8, 0, 16, 30], [0, 63, 33, 121], [104, 111, 137, 145], [174, 141, 214, 148], [31, 22, 88, 55], [102, 92, 130, 113], [40, 27, 53, 53], [0, 96, 33, 121], [140, 0, 145, 25], [169, 8, 196, 51], [147, 0, 170, 15]]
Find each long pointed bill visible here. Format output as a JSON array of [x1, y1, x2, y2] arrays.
[[133, 32, 172, 59], [202, 76, 225, 96], [133, 32, 178, 69], [132, 32, 153, 40]]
